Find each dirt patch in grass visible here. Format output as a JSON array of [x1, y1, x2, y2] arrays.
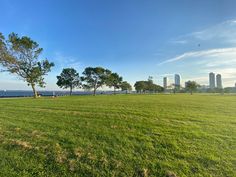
[[74, 147, 84, 158], [55, 143, 68, 163], [11, 139, 32, 149]]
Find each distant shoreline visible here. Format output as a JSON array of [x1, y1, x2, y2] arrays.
[[0, 90, 126, 98]]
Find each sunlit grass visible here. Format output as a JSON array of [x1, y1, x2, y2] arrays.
[[0, 94, 235, 176]]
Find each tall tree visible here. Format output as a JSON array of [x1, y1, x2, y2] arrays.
[[134, 81, 147, 93], [185, 81, 199, 95], [81, 67, 111, 96], [0, 32, 54, 98], [106, 72, 123, 94], [56, 68, 81, 95], [120, 81, 132, 94], [134, 80, 163, 93]]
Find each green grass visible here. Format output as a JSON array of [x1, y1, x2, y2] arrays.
[[0, 94, 235, 177]]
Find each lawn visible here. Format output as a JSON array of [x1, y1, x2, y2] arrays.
[[0, 94, 235, 177]]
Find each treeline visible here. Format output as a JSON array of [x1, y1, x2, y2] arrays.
[[56, 67, 132, 96], [56, 68, 164, 96]]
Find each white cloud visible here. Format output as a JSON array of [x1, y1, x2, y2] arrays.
[[158, 73, 175, 77], [159, 47, 236, 65], [170, 40, 188, 44], [170, 19, 236, 46], [157, 47, 236, 87], [53, 52, 81, 71]]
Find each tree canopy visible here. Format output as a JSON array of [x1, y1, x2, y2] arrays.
[[56, 68, 81, 95], [134, 81, 147, 93], [120, 81, 132, 94], [134, 78, 163, 93], [0, 32, 54, 98], [185, 81, 199, 95], [81, 67, 111, 95], [106, 72, 123, 94]]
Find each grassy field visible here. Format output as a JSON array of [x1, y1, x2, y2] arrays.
[[0, 94, 235, 177]]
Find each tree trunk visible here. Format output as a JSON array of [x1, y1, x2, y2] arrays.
[[93, 88, 96, 96], [126, 90, 128, 94], [191, 90, 193, 95], [31, 84, 38, 98], [70, 87, 72, 96], [114, 87, 116, 95]]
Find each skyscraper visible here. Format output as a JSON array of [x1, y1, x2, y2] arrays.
[[209, 72, 215, 89], [174, 74, 181, 87], [216, 74, 222, 89], [163, 77, 168, 90]]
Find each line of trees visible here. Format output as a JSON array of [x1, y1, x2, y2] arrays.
[[56, 67, 132, 96], [163, 81, 200, 95]]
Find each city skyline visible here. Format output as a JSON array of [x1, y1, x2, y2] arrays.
[[161, 72, 235, 89], [0, 0, 236, 90]]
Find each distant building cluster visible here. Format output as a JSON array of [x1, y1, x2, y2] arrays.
[[209, 72, 222, 89], [163, 74, 181, 91], [162, 72, 231, 91]]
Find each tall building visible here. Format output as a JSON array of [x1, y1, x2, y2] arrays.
[[174, 74, 181, 87], [216, 74, 222, 89], [163, 77, 168, 90], [209, 72, 215, 89]]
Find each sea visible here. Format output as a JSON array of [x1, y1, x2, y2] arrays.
[[0, 90, 114, 98]]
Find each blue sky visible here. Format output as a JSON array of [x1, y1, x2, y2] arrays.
[[1, 0, 236, 90]]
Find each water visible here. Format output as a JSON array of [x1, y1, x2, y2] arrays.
[[0, 90, 94, 97], [0, 90, 119, 98]]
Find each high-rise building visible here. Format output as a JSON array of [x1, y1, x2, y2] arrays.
[[209, 72, 215, 89], [163, 77, 168, 90], [174, 74, 181, 87], [216, 74, 222, 89]]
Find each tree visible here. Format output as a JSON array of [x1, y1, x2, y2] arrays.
[[81, 67, 111, 96], [56, 68, 81, 95], [185, 81, 199, 95], [120, 81, 132, 94], [172, 84, 181, 94], [0, 32, 54, 98], [106, 72, 123, 94], [134, 81, 147, 93], [134, 78, 163, 93], [150, 84, 164, 93]]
